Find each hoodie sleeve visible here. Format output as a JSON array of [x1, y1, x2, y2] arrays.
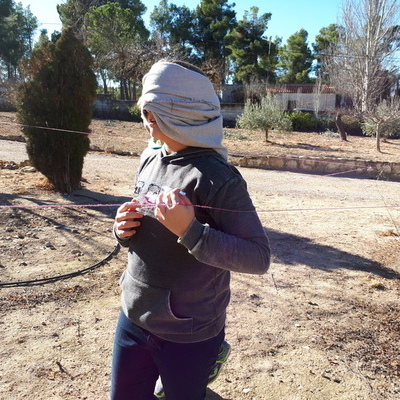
[[178, 176, 270, 275], [113, 222, 131, 248]]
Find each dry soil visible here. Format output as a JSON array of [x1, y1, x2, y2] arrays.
[[0, 112, 399, 400]]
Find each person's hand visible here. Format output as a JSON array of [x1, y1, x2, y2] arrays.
[[154, 189, 195, 237], [115, 200, 143, 239]]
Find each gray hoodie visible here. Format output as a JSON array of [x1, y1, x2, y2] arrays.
[[116, 146, 270, 343]]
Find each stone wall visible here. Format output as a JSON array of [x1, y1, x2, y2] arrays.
[[229, 154, 400, 181], [92, 95, 136, 121], [92, 97, 245, 126], [220, 103, 243, 127]]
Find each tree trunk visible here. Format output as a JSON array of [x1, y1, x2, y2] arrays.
[[376, 122, 381, 152], [100, 70, 108, 94], [121, 79, 129, 100], [335, 112, 347, 141], [132, 81, 137, 101], [264, 128, 269, 142], [119, 79, 123, 100]]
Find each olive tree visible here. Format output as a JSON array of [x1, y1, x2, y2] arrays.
[[237, 94, 292, 141], [362, 97, 400, 151]]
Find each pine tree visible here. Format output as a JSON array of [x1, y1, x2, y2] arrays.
[[278, 29, 314, 83], [226, 7, 278, 84], [17, 27, 97, 193]]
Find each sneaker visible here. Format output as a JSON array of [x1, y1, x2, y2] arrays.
[[208, 340, 231, 384], [154, 341, 231, 399], [154, 377, 165, 399]]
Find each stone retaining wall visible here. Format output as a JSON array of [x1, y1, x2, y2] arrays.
[[1, 135, 398, 181], [229, 154, 400, 181]]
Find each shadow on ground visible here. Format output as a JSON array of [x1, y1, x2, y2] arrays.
[[266, 227, 399, 279], [0, 188, 129, 223], [1, 188, 397, 281]]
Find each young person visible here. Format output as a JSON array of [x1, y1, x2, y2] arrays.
[[111, 60, 270, 400]]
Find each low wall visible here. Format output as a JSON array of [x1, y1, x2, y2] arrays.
[[1, 134, 398, 181], [221, 103, 243, 127], [91, 98, 245, 126], [92, 97, 136, 121], [229, 154, 400, 181]]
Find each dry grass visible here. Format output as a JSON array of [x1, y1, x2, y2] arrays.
[[1, 111, 399, 164]]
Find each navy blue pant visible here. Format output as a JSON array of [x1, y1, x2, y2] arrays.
[[110, 311, 225, 400]]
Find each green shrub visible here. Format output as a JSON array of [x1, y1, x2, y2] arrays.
[[316, 117, 336, 132], [320, 130, 340, 138], [17, 28, 97, 193], [223, 129, 251, 140], [341, 116, 363, 136], [129, 105, 143, 122], [362, 119, 400, 139], [289, 112, 316, 132], [237, 94, 292, 141]]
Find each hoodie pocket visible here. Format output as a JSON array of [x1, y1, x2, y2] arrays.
[[120, 269, 194, 335]]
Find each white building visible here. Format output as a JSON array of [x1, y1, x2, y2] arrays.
[[221, 83, 339, 114]]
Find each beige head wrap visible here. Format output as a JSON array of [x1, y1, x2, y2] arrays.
[[138, 61, 228, 160]]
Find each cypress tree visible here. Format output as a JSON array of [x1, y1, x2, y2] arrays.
[[17, 27, 97, 193]]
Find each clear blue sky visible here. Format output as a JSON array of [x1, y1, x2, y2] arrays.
[[19, 0, 343, 44]]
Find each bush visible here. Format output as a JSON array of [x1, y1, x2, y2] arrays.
[[237, 94, 292, 141], [129, 105, 143, 122], [289, 112, 316, 132], [223, 129, 250, 140], [289, 112, 336, 133], [362, 119, 400, 139], [316, 117, 336, 132], [17, 28, 97, 193], [341, 116, 363, 136]]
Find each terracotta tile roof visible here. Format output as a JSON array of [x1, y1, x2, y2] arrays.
[[267, 84, 336, 94]]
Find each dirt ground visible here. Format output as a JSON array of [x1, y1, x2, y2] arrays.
[[0, 112, 399, 400]]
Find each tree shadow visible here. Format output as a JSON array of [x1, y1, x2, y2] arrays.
[[0, 189, 130, 282], [2, 189, 397, 280], [266, 227, 399, 279], [0, 188, 129, 224], [68, 188, 130, 218], [385, 139, 400, 146], [0, 189, 129, 262]]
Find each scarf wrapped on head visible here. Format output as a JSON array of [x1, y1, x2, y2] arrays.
[[138, 61, 228, 160]]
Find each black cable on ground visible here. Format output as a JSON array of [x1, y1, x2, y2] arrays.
[[0, 243, 120, 288]]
